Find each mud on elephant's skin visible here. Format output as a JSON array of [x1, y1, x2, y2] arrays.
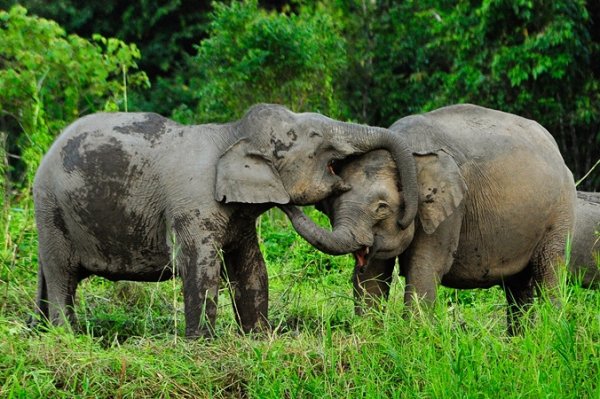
[[32, 103, 419, 338], [282, 104, 577, 335], [570, 192, 600, 288]]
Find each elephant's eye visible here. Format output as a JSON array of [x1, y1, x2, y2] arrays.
[[375, 200, 392, 217], [376, 201, 389, 211]]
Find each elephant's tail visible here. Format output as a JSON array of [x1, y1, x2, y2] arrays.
[[30, 264, 49, 327]]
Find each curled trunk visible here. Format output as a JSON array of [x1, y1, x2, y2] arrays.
[[280, 205, 369, 255], [281, 121, 418, 255], [336, 122, 417, 229]]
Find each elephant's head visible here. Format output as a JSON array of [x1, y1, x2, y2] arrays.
[[282, 149, 466, 269], [215, 104, 418, 228], [281, 150, 415, 267]]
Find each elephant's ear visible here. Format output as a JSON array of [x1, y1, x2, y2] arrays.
[[414, 150, 466, 234], [215, 138, 290, 204]]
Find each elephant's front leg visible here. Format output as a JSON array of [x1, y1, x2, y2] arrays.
[[353, 258, 395, 315], [174, 229, 222, 338], [223, 226, 269, 334], [401, 211, 462, 312], [401, 250, 441, 310]]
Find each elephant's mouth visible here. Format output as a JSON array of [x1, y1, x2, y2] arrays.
[[354, 246, 371, 273], [354, 236, 381, 273], [354, 236, 389, 273]]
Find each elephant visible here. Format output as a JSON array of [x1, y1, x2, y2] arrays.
[[570, 192, 600, 288], [32, 103, 419, 338], [281, 104, 576, 335]]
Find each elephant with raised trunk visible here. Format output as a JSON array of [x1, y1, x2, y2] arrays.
[[282, 104, 576, 335], [33, 103, 418, 337], [571, 192, 600, 288]]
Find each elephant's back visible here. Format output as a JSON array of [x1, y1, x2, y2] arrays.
[[393, 104, 575, 213], [35, 113, 171, 197], [392, 104, 563, 167]]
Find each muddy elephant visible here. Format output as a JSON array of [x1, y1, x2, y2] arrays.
[[33, 103, 419, 337], [571, 192, 600, 288], [282, 104, 576, 335]]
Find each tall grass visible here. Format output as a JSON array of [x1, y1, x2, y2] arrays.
[[1, 203, 598, 398]]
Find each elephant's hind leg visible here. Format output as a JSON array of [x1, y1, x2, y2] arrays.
[[41, 251, 80, 328], [36, 225, 80, 328], [531, 223, 571, 303], [504, 223, 570, 336], [34, 193, 82, 328]]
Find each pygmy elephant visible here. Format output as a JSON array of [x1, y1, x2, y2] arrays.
[[282, 104, 576, 335], [33, 103, 419, 337], [571, 192, 600, 288]]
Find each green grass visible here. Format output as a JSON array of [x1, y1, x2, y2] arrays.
[[1, 202, 599, 398]]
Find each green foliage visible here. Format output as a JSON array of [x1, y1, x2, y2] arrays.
[[5, 1, 597, 189], [0, 0, 211, 116], [0, 6, 148, 189], [182, 0, 347, 123], [326, 0, 442, 121]]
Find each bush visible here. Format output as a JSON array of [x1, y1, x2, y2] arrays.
[[0, 5, 149, 192], [179, 0, 348, 124]]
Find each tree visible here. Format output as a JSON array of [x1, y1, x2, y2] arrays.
[[0, 6, 148, 192], [181, 0, 348, 124], [0, 0, 210, 116]]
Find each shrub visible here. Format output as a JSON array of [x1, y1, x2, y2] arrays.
[[180, 0, 347, 124], [0, 5, 149, 192]]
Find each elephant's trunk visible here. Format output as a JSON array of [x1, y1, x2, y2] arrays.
[[280, 205, 371, 255], [334, 122, 417, 229]]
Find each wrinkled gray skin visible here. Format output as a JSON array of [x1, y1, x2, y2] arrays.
[[571, 192, 600, 288], [33, 103, 419, 338], [283, 104, 576, 335]]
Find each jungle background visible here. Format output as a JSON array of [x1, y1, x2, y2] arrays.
[[0, 1, 598, 397]]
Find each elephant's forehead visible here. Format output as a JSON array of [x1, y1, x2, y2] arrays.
[[341, 150, 396, 180], [336, 177, 399, 205]]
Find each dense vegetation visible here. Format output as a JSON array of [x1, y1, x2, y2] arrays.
[[2, 0, 599, 191], [1, 1, 599, 397]]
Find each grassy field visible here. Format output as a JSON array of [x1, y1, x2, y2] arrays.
[[1, 201, 598, 398]]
